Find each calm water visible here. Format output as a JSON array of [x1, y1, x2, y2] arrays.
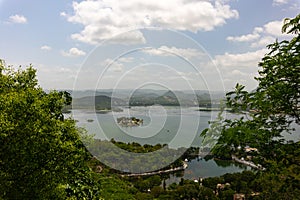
[[166, 159, 249, 184], [67, 107, 299, 180], [67, 106, 251, 179], [71, 106, 223, 148]]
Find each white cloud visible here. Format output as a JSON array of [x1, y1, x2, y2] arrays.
[[103, 58, 124, 72], [9, 14, 27, 24], [212, 49, 269, 90], [29, 62, 80, 89], [263, 20, 284, 37], [60, 12, 67, 17], [273, 0, 289, 6], [231, 69, 246, 76], [250, 36, 275, 48], [142, 46, 203, 59], [118, 57, 134, 63], [63, 0, 238, 45], [227, 33, 259, 42], [95, 65, 206, 90], [214, 49, 267, 68], [226, 20, 291, 48], [40, 45, 52, 51], [106, 30, 146, 45], [61, 47, 86, 57], [227, 27, 262, 42]]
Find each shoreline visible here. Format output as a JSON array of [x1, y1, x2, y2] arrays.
[[231, 155, 265, 170], [121, 162, 188, 177]]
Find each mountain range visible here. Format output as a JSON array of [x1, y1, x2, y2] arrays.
[[69, 89, 225, 110]]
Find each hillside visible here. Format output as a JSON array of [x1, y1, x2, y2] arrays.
[[71, 95, 126, 110], [69, 89, 221, 108], [129, 90, 212, 106]]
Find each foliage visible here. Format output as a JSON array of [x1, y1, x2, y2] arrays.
[[201, 13, 300, 199], [128, 90, 212, 107], [96, 174, 136, 199], [71, 95, 125, 111], [88, 139, 190, 173], [0, 61, 100, 199], [111, 139, 165, 153], [202, 13, 300, 155]]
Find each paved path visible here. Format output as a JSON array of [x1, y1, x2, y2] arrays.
[[232, 155, 265, 170], [121, 162, 188, 177]]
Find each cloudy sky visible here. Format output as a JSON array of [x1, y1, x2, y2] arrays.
[[0, 0, 299, 92]]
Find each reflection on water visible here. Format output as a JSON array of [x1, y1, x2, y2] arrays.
[[166, 158, 250, 184]]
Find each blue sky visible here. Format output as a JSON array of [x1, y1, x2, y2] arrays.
[[0, 0, 299, 92]]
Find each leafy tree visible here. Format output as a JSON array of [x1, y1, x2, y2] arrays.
[[219, 188, 235, 200], [135, 192, 153, 200], [198, 186, 217, 200], [97, 174, 135, 199], [202, 13, 300, 156], [0, 61, 99, 199], [201, 13, 300, 199], [151, 186, 164, 198], [147, 175, 162, 188], [202, 176, 223, 191]]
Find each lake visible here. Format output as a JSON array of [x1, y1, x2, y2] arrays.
[[67, 106, 252, 179], [70, 106, 235, 148]]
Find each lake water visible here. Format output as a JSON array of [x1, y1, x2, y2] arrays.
[[166, 159, 249, 184], [67, 106, 252, 179], [71, 106, 230, 148]]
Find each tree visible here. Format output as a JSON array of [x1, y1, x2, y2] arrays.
[[198, 186, 217, 200], [0, 60, 99, 199], [219, 188, 235, 200], [202, 13, 300, 154], [201, 13, 300, 198], [151, 186, 164, 198]]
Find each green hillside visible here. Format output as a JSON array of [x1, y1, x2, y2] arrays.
[[72, 95, 125, 110]]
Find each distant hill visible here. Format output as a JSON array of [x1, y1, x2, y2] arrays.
[[72, 95, 126, 110], [70, 89, 174, 99], [129, 90, 203, 106], [153, 90, 180, 106], [67, 89, 225, 108]]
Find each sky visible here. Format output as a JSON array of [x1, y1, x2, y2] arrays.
[[0, 0, 299, 92]]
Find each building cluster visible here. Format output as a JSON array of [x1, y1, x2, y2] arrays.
[[117, 117, 143, 127]]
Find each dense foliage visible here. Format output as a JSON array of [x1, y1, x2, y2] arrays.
[[0, 61, 100, 199], [88, 139, 193, 173]]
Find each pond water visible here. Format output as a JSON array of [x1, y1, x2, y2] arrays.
[[166, 158, 249, 184]]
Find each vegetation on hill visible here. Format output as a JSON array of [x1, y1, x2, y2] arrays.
[[71, 95, 125, 111], [129, 90, 212, 107], [87, 139, 189, 174], [69, 89, 216, 108], [0, 60, 101, 199]]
